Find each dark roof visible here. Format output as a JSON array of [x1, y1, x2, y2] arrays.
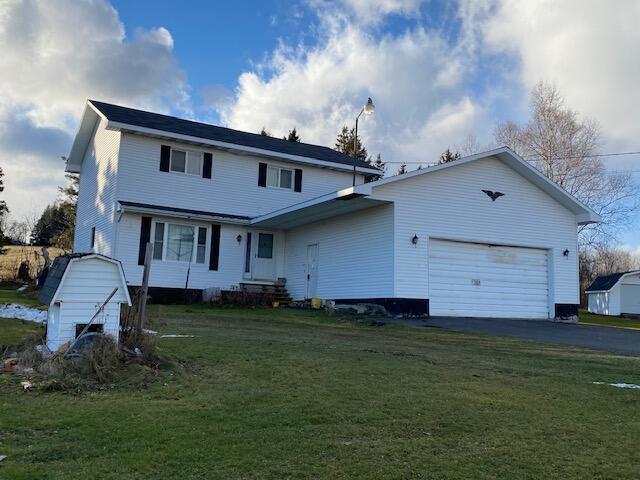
[[586, 272, 633, 292], [89, 100, 377, 172], [118, 200, 251, 221]]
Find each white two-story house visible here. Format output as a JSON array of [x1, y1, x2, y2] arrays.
[[67, 100, 600, 319]]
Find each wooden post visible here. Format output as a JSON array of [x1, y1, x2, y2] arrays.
[[136, 242, 152, 335]]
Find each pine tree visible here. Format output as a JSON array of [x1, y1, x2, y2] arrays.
[[334, 125, 368, 162], [439, 148, 461, 164], [373, 153, 385, 173], [396, 163, 407, 175], [284, 127, 301, 142], [259, 127, 272, 136]]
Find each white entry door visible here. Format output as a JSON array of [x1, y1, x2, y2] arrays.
[[306, 244, 319, 298], [428, 239, 550, 319], [253, 232, 276, 280]]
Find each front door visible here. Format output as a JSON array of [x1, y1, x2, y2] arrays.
[[306, 243, 318, 298], [253, 232, 276, 280]]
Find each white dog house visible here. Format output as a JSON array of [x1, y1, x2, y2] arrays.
[[586, 270, 640, 316], [40, 254, 131, 351]]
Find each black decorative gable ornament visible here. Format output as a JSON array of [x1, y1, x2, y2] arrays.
[[482, 189, 505, 201]]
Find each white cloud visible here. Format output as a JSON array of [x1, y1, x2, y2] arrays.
[[339, 0, 424, 24], [0, 0, 189, 221], [482, 0, 640, 154], [220, 9, 487, 171]]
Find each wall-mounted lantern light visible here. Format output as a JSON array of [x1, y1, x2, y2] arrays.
[[237, 234, 243, 243], [563, 249, 570, 257], [412, 234, 419, 245]]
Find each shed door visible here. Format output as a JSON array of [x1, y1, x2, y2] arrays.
[[621, 285, 640, 314], [428, 239, 549, 319]]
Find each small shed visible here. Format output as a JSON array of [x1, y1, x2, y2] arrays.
[[40, 254, 131, 351], [586, 270, 640, 316]]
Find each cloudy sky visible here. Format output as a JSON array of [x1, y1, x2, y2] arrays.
[[1, 0, 639, 248]]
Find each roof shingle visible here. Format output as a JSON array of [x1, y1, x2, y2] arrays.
[[89, 100, 377, 171]]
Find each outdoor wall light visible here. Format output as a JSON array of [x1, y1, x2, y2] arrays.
[[563, 249, 570, 257], [412, 234, 419, 245], [237, 234, 243, 243]]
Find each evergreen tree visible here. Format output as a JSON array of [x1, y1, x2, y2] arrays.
[[284, 127, 301, 142], [30, 166, 78, 250], [334, 125, 368, 163], [396, 163, 407, 175], [439, 148, 461, 164], [0, 167, 9, 254], [259, 127, 272, 136]]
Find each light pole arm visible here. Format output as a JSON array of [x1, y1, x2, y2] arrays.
[[352, 107, 364, 187]]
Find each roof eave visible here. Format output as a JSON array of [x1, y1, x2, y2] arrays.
[[118, 201, 251, 225], [65, 101, 107, 173]]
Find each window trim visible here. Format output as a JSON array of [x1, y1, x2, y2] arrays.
[[151, 220, 209, 264], [266, 165, 294, 190], [169, 148, 204, 177]]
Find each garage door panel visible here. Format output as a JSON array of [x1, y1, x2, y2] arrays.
[[429, 239, 549, 319], [430, 265, 547, 285]]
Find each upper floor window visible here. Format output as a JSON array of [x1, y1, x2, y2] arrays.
[[170, 149, 203, 176], [267, 166, 293, 189]]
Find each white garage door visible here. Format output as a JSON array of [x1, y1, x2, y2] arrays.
[[428, 239, 550, 319], [621, 285, 640, 314]]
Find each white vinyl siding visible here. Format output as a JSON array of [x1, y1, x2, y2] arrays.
[[117, 134, 363, 218], [428, 239, 549, 318], [284, 204, 394, 300], [73, 117, 121, 255], [371, 156, 579, 305], [116, 213, 263, 289]]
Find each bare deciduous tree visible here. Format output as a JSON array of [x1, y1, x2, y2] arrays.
[[494, 81, 638, 248]]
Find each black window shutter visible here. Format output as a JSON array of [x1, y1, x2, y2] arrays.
[[258, 162, 267, 187], [209, 224, 221, 271], [160, 145, 171, 172], [294, 168, 303, 192], [203, 153, 212, 179], [138, 216, 152, 266]]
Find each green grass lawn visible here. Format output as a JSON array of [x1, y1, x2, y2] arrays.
[[580, 309, 640, 329], [0, 282, 43, 306], [1, 305, 640, 479]]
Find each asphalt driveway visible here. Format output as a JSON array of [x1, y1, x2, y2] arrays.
[[390, 317, 640, 356]]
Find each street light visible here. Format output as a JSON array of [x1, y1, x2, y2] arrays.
[[353, 97, 375, 186]]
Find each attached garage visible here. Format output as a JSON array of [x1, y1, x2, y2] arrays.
[[428, 239, 550, 319], [252, 148, 601, 319]]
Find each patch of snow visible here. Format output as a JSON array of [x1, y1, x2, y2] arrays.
[[160, 334, 195, 338], [592, 382, 640, 389], [0, 304, 47, 324], [143, 328, 158, 335], [16, 285, 28, 293]]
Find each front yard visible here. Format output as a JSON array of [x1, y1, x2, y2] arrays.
[[1, 303, 639, 479]]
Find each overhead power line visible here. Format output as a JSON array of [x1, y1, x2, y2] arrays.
[[379, 149, 640, 165]]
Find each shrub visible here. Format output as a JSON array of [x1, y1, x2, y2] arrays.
[[217, 290, 275, 307], [17, 260, 32, 281], [78, 335, 121, 383]]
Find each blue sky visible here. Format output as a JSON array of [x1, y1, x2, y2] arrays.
[[1, 0, 638, 250]]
